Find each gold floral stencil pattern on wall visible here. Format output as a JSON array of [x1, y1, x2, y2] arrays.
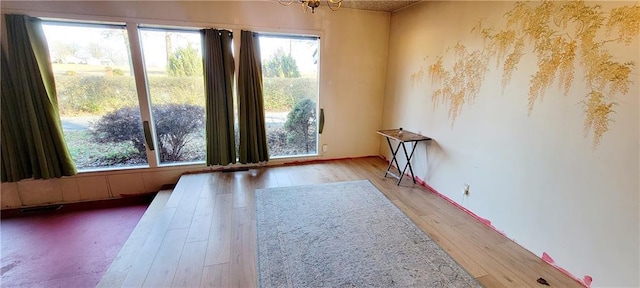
[[411, 44, 489, 126], [412, 1, 639, 147], [429, 44, 489, 124]]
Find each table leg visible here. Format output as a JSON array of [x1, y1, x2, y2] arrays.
[[397, 141, 420, 185], [384, 137, 401, 178]]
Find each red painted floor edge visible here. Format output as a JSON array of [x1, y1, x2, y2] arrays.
[[1, 196, 151, 287]]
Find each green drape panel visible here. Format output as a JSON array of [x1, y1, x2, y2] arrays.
[[203, 29, 236, 166], [237, 30, 269, 164], [1, 14, 76, 182], [1, 50, 31, 181]]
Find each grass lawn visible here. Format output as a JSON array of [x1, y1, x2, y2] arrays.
[[63, 130, 207, 169], [63, 130, 145, 169]]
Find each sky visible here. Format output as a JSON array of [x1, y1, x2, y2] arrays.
[[42, 23, 318, 76]]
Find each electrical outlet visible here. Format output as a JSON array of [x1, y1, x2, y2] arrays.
[[463, 184, 470, 196]]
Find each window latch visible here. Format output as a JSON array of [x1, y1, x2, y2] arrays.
[[142, 121, 155, 151]]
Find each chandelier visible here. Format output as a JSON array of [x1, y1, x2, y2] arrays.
[[278, 0, 343, 13]]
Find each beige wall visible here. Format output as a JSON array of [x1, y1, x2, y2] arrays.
[[0, 1, 390, 208], [383, 1, 639, 286]]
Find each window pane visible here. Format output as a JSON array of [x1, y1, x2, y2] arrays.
[[43, 23, 149, 170], [260, 36, 319, 158], [139, 29, 205, 165]]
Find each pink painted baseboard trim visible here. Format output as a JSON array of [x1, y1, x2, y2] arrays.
[[413, 175, 589, 287], [542, 253, 592, 287], [412, 175, 501, 233], [377, 154, 589, 287]]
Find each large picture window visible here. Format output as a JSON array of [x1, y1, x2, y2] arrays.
[[139, 28, 206, 165], [260, 35, 319, 158], [42, 19, 321, 171], [43, 22, 148, 170]]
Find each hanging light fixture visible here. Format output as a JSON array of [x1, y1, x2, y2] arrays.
[[279, 0, 342, 13]]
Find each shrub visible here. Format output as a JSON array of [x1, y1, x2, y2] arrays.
[[55, 75, 314, 116], [98, 145, 143, 166], [263, 48, 301, 78], [266, 124, 301, 157], [63, 129, 144, 168], [55, 76, 205, 116], [91, 104, 205, 164], [168, 45, 202, 77], [147, 77, 205, 107], [91, 106, 146, 155], [56, 76, 138, 115], [153, 104, 205, 162], [284, 99, 316, 153], [262, 77, 318, 111], [266, 124, 288, 155]]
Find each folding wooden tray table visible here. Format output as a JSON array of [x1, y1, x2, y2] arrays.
[[377, 129, 431, 185]]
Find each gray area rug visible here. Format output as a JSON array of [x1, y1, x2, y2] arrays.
[[255, 180, 481, 287]]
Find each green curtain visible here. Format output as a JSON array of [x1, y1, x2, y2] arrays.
[[203, 29, 236, 166], [238, 30, 269, 164], [1, 49, 31, 181], [1, 14, 76, 182]]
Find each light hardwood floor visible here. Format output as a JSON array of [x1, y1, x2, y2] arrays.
[[99, 157, 583, 288]]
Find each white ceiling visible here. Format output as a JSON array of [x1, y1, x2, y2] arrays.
[[275, 0, 421, 13], [340, 1, 419, 12]]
